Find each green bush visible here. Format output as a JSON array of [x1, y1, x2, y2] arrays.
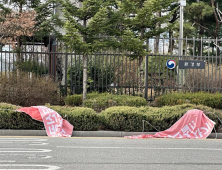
[[0, 103, 44, 129], [64, 93, 148, 111], [100, 106, 146, 132], [83, 93, 148, 112], [64, 95, 83, 106], [100, 104, 222, 132], [46, 105, 102, 131], [67, 57, 115, 94], [154, 92, 222, 109], [18, 60, 49, 76], [1, 102, 222, 133]]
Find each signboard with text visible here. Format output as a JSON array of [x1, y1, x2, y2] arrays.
[[179, 60, 205, 69]]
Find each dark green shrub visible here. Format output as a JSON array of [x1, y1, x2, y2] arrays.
[[83, 93, 147, 112], [100, 104, 222, 132], [64, 93, 147, 111], [100, 106, 146, 132], [0, 103, 44, 129], [64, 95, 83, 106], [63, 92, 101, 106], [18, 60, 49, 76], [47, 105, 102, 131], [67, 58, 115, 94], [155, 92, 222, 109]]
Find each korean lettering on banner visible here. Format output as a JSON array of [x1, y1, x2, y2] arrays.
[[169, 120, 214, 139], [37, 106, 67, 137]]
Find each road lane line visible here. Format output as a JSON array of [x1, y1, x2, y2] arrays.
[[0, 161, 15, 162], [0, 148, 51, 153], [0, 164, 60, 170], [56, 146, 222, 151]]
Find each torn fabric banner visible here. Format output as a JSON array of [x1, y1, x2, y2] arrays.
[[17, 106, 73, 137], [125, 109, 215, 139]]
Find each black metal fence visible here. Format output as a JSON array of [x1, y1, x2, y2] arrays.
[[0, 37, 222, 101]]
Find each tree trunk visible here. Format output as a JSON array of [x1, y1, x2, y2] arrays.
[[139, 28, 145, 93], [139, 55, 144, 93], [168, 30, 174, 53], [154, 11, 161, 54], [83, 54, 88, 101], [16, 4, 23, 77], [16, 36, 21, 77], [82, 18, 87, 102]]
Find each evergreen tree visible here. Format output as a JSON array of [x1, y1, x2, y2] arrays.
[[117, 0, 177, 92], [59, 0, 120, 101]]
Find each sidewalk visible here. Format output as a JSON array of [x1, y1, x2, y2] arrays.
[[0, 130, 221, 139]]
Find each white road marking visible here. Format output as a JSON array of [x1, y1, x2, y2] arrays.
[[29, 142, 49, 145], [56, 146, 222, 151], [0, 148, 51, 153], [0, 164, 60, 170], [0, 142, 49, 145], [0, 139, 47, 142], [0, 153, 51, 159], [0, 138, 48, 145], [0, 161, 15, 162]]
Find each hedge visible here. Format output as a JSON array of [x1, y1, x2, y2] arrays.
[[64, 93, 148, 112], [100, 104, 222, 132], [154, 92, 222, 109], [46, 105, 102, 131], [0, 103, 222, 132], [0, 103, 101, 131], [0, 103, 44, 129]]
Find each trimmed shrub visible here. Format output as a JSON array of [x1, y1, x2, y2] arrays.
[[64, 93, 148, 112], [100, 106, 146, 132], [154, 92, 222, 109], [0, 72, 60, 106], [1, 102, 222, 132], [0, 103, 44, 129], [46, 105, 102, 131], [100, 104, 222, 132], [64, 95, 83, 106], [84, 93, 148, 112]]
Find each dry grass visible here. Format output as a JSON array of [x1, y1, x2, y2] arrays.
[[184, 63, 222, 92]]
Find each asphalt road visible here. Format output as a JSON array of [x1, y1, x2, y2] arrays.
[[0, 137, 222, 170]]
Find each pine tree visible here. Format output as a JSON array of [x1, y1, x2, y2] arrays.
[[60, 0, 120, 101], [182, 0, 222, 55], [117, 0, 177, 92]]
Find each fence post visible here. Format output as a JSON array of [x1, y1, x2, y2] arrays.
[[144, 55, 148, 100]]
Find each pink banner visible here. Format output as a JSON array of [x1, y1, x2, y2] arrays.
[[125, 109, 215, 139], [18, 106, 73, 137]]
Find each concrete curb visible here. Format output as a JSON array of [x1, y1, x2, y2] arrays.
[[0, 130, 222, 139]]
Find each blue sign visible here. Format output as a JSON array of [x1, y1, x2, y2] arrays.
[[166, 59, 176, 69]]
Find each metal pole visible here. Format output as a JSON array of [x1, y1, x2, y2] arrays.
[[178, 0, 186, 87]]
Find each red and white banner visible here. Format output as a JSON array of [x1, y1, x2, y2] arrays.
[[17, 106, 73, 137], [125, 109, 215, 139]]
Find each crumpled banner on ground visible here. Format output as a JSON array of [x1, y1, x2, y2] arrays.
[[17, 106, 73, 137], [125, 109, 215, 139]]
